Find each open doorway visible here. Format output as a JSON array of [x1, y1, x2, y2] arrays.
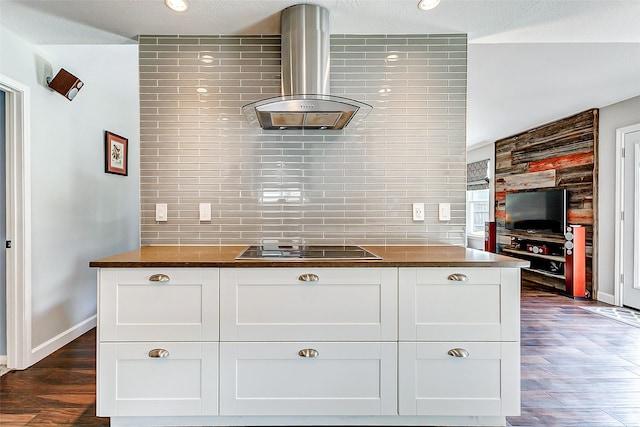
[[0, 74, 31, 370], [616, 124, 640, 310], [1, 91, 6, 372]]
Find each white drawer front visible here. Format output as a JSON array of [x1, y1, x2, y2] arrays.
[[399, 268, 520, 341], [220, 268, 397, 341], [230, 268, 391, 285], [219, 342, 397, 416], [97, 342, 218, 416], [414, 267, 502, 284], [99, 268, 219, 341], [398, 342, 520, 417]]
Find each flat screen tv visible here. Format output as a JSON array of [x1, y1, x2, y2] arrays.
[[505, 189, 567, 234]]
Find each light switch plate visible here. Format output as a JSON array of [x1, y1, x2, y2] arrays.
[[155, 203, 168, 222], [199, 203, 211, 221], [438, 202, 451, 221], [413, 203, 425, 221]]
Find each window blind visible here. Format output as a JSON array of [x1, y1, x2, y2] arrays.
[[467, 159, 490, 191]]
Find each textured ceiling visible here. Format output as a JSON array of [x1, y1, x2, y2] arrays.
[[2, 0, 640, 147]]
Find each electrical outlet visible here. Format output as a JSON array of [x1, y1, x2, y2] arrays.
[[413, 203, 425, 221], [155, 203, 168, 222], [199, 203, 211, 221], [439, 202, 451, 221]]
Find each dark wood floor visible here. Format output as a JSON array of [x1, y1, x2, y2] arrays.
[[0, 328, 106, 426], [1, 284, 640, 426], [509, 286, 640, 427]]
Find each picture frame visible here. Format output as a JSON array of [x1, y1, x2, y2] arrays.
[[104, 131, 128, 176]]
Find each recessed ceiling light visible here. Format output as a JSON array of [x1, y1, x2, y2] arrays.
[[386, 54, 400, 62], [417, 0, 440, 11], [165, 0, 188, 12], [196, 87, 208, 93]]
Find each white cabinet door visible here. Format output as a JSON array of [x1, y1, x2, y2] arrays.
[[398, 341, 520, 416], [220, 268, 397, 341], [99, 268, 219, 341], [98, 342, 218, 416], [219, 342, 397, 416], [399, 268, 520, 341]]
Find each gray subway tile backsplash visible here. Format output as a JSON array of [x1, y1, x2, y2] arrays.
[[139, 34, 467, 246]]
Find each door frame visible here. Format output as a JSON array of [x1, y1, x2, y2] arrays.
[[614, 123, 640, 307], [0, 74, 32, 370]]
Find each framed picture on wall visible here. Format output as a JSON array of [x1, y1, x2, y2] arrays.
[[104, 130, 128, 176]]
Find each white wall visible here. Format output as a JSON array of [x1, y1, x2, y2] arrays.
[[597, 95, 640, 303], [0, 28, 140, 364]]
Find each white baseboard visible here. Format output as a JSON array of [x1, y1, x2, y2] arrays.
[[597, 291, 615, 305], [30, 315, 97, 366], [0, 355, 7, 365]]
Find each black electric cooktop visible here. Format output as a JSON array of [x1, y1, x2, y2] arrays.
[[235, 245, 381, 260]]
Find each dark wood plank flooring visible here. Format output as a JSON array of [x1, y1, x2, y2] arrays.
[[1, 284, 640, 426], [509, 285, 640, 426], [0, 329, 107, 426]]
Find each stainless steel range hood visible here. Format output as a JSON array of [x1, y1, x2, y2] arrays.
[[242, 4, 372, 130]]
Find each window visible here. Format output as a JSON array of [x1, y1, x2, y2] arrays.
[[466, 189, 490, 235], [467, 159, 490, 236]]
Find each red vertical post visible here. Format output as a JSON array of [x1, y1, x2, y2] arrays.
[[484, 221, 496, 253]]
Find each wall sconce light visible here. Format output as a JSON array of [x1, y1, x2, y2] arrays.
[[46, 68, 84, 101]]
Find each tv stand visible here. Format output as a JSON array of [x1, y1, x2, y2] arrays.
[[500, 225, 586, 299]]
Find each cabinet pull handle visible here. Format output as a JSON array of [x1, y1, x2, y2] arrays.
[[298, 273, 319, 282], [447, 273, 469, 282], [298, 348, 319, 358], [447, 348, 469, 358], [148, 274, 170, 283], [148, 348, 170, 358]]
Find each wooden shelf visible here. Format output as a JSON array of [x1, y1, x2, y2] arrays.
[[503, 230, 566, 244], [523, 267, 565, 280], [502, 248, 565, 263], [521, 269, 566, 291]]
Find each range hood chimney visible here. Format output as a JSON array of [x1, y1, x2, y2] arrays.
[[242, 4, 372, 130]]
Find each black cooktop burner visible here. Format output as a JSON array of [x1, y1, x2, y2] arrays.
[[236, 245, 381, 260]]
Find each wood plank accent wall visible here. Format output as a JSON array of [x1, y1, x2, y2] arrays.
[[495, 109, 598, 296]]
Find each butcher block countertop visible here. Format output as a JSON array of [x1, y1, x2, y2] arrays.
[[89, 245, 529, 268]]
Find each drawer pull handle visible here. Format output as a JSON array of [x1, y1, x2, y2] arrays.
[[148, 274, 170, 283], [447, 273, 469, 282], [447, 348, 469, 358], [148, 348, 170, 358], [298, 273, 319, 282], [298, 348, 319, 358]]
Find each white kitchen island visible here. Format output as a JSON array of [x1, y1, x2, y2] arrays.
[[90, 245, 528, 427]]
